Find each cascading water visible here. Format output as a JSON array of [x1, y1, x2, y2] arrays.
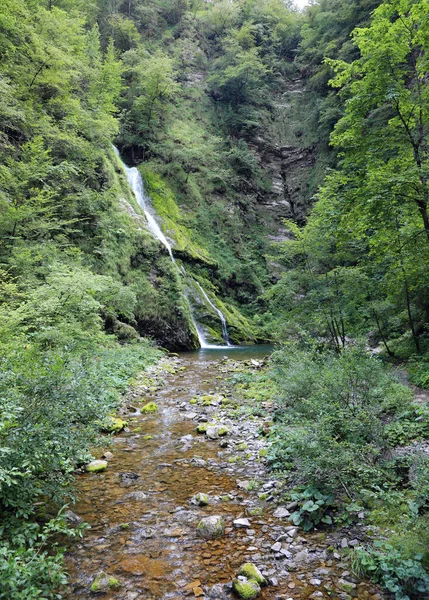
[[113, 147, 231, 349], [194, 281, 231, 346]]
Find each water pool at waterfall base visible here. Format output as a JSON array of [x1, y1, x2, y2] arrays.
[[62, 349, 385, 600]]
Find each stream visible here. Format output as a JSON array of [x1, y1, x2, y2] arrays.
[[64, 347, 384, 600]]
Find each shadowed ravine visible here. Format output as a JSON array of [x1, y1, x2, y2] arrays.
[[64, 348, 384, 600]]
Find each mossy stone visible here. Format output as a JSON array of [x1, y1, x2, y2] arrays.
[[238, 563, 267, 586], [218, 426, 230, 436], [232, 578, 261, 599], [195, 423, 208, 434], [143, 434, 153, 440], [196, 515, 225, 539], [141, 402, 158, 413], [90, 572, 121, 593], [102, 416, 127, 433], [86, 460, 107, 473], [192, 492, 209, 506]]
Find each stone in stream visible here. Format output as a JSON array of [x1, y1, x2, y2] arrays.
[[191, 492, 209, 506], [206, 426, 219, 439], [86, 460, 107, 473], [196, 515, 225, 539], [232, 578, 261, 599], [238, 563, 267, 586], [90, 571, 121, 593], [141, 401, 158, 413], [273, 506, 290, 518], [101, 416, 127, 433], [234, 518, 251, 528]]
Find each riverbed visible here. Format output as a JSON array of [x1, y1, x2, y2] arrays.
[[64, 347, 384, 600]]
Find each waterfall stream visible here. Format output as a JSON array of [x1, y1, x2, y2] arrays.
[[114, 147, 231, 349]]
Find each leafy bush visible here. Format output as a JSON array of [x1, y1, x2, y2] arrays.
[[270, 344, 411, 494], [352, 542, 429, 600], [289, 486, 334, 531]]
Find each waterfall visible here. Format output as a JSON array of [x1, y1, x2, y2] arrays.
[[194, 282, 231, 346], [113, 147, 231, 349]]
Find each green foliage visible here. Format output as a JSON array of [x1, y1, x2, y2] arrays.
[[289, 486, 334, 531], [0, 510, 87, 600], [352, 542, 429, 600]]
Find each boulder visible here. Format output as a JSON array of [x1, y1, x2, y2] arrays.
[[196, 515, 225, 540]]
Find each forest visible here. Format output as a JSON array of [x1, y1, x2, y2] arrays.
[[0, 0, 428, 598]]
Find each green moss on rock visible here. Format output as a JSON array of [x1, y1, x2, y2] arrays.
[[86, 460, 108, 473], [232, 578, 261, 599], [101, 416, 127, 434], [141, 402, 158, 413], [238, 563, 267, 586]]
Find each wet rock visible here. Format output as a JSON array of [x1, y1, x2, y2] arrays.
[[234, 518, 251, 528], [232, 578, 261, 599], [196, 515, 225, 539], [119, 472, 140, 487], [90, 571, 121, 593], [191, 492, 209, 506], [238, 563, 267, 586], [86, 460, 107, 473], [122, 491, 147, 501], [141, 401, 158, 413]]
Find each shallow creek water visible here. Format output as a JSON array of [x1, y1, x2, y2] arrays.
[[64, 347, 384, 600]]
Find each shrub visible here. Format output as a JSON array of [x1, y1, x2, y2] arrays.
[[352, 542, 429, 600]]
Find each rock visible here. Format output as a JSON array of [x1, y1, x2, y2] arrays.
[[141, 402, 158, 413], [206, 426, 219, 439], [232, 578, 261, 599], [294, 549, 309, 563], [271, 542, 282, 552], [191, 492, 209, 506], [337, 578, 357, 592], [234, 518, 251, 528], [218, 426, 230, 436], [195, 423, 208, 434], [122, 491, 147, 501], [86, 460, 107, 473], [64, 510, 83, 525], [273, 507, 290, 518], [341, 538, 348, 548], [238, 564, 267, 586], [90, 572, 121, 593], [102, 451, 114, 461], [119, 472, 140, 486], [101, 416, 127, 433], [196, 515, 225, 539]]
